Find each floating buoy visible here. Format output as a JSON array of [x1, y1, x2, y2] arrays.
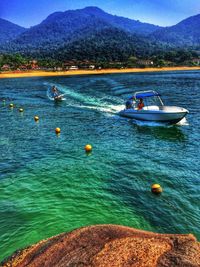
[[34, 116, 39, 122], [151, 184, 163, 194], [85, 144, 92, 153], [2, 100, 6, 105], [9, 103, 14, 108], [55, 127, 61, 134], [19, 108, 24, 112]]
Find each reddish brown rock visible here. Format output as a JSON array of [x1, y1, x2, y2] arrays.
[[1, 224, 200, 267]]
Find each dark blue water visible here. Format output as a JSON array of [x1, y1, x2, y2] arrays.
[[0, 71, 200, 261]]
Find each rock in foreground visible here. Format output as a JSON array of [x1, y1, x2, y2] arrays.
[[1, 224, 200, 267]]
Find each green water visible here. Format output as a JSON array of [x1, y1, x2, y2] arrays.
[[0, 71, 200, 261]]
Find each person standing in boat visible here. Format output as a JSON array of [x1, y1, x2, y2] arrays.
[[137, 98, 144, 110]]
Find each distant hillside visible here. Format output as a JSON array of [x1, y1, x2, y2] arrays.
[[54, 27, 154, 62], [0, 18, 26, 44], [0, 6, 161, 55], [79, 7, 161, 35], [1, 7, 199, 63], [151, 14, 200, 46]]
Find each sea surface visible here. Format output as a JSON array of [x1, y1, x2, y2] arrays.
[[0, 71, 200, 261]]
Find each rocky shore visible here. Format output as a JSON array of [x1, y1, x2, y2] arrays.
[[1, 224, 200, 267]]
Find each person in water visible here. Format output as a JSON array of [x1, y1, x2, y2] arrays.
[[52, 86, 62, 100], [137, 98, 144, 110]]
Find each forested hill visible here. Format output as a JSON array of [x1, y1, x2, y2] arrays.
[[78, 7, 161, 35], [0, 18, 26, 44], [54, 27, 155, 62], [151, 14, 200, 46], [0, 6, 161, 55], [0, 7, 200, 62]]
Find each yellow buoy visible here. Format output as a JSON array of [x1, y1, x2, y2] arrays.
[[34, 116, 39, 122], [19, 108, 24, 112], [85, 144, 92, 153], [9, 103, 14, 108], [55, 127, 61, 134], [151, 184, 163, 194]]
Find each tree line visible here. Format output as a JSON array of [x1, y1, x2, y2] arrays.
[[0, 48, 199, 71]]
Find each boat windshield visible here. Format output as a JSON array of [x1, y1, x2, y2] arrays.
[[140, 95, 163, 107]]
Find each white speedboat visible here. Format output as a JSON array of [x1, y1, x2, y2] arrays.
[[119, 90, 189, 124]]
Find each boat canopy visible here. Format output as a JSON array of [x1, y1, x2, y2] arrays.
[[135, 91, 160, 99]]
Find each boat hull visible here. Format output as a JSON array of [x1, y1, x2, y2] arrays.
[[119, 106, 189, 124]]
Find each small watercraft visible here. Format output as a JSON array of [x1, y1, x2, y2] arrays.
[[50, 86, 66, 101], [119, 90, 189, 124], [54, 94, 66, 101]]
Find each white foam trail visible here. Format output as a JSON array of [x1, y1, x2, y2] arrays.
[[44, 82, 124, 114], [45, 82, 103, 105], [72, 104, 125, 114], [108, 105, 125, 112], [176, 117, 189, 126], [131, 117, 189, 127], [132, 120, 169, 127]]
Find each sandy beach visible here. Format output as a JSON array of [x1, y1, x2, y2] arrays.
[[0, 66, 200, 79]]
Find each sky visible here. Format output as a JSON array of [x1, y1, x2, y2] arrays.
[[0, 0, 200, 28]]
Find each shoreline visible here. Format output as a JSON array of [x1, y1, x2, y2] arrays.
[[0, 66, 200, 79]]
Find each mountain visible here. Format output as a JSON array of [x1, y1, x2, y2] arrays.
[[0, 18, 26, 44], [54, 27, 154, 62], [1, 7, 200, 62], [0, 7, 161, 55], [151, 14, 200, 46], [79, 7, 161, 35]]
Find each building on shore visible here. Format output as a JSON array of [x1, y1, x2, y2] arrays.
[[137, 59, 154, 66], [69, 65, 79, 70], [191, 58, 200, 65], [1, 64, 11, 71], [89, 65, 95, 70]]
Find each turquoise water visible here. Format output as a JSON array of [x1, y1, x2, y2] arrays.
[[0, 71, 200, 261]]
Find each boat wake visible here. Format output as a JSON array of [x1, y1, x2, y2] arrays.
[[44, 82, 124, 115], [176, 117, 189, 126], [74, 104, 124, 114], [132, 120, 170, 127], [131, 117, 189, 127]]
